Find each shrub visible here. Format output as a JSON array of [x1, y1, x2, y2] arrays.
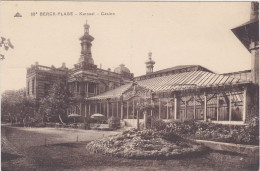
[[165, 120, 259, 145], [161, 131, 183, 143], [108, 116, 121, 129], [152, 119, 166, 131]]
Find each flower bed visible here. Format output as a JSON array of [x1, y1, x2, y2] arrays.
[[164, 118, 259, 145], [86, 129, 206, 159]]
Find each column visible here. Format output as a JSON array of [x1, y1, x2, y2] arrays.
[[107, 101, 109, 118], [95, 84, 98, 95], [150, 98, 153, 117], [216, 94, 219, 121], [133, 99, 135, 118], [193, 95, 196, 120], [103, 102, 106, 115], [166, 98, 169, 119], [250, 41, 259, 84], [137, 109, 139, 129], [243, 87, 247, 123], [85, 103, 87, 117], [121, 101, 123, 119], [79, 82, 81, 94], [117, 101, 119, 118], [127, 101, 129, 119], [229, 92, 232, 122], [144, 111, 147, 129], [159, 99, 161, 119], [86, 82, 89, 97], [88, 103, 91, 116], [184, 97, 187, 120], [95, 103, 97, 113], [204, 92, 207, 122], [79, 103, 82, 116], [111, 102, 114, 117], [174, 95, 177, 120]]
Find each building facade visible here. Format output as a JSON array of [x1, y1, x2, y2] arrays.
[[86, 2, 259, 125], [26, 20, 134, 115], [26, 3, 259, 125]]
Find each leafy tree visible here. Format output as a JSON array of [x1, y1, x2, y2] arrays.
[[1, 88, 36, 123], [0, 37, 14, 60], [39, 80, 71, 123]]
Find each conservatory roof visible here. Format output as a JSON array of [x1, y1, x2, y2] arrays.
[[87, 70, 250, 100]]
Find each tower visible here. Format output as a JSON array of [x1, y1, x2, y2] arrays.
[[78, 20, 95, 64], [232, 2, 259, 84], [145, 52, 155, 74]]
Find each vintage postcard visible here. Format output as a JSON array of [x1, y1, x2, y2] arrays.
[[1, 1, 259, 171]]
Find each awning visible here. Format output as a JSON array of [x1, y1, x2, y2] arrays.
[[231, 19, 259, 51]]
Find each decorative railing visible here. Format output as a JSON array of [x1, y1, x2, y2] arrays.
[[27, 64, 68, 75]]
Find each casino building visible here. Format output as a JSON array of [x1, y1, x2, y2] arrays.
[[26, 20, 134, 116], [26, 2, 259, 125]]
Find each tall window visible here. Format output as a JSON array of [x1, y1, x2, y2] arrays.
[[44, 84, 50, 96], [32, 79, 35, 95], [27, 81, 30, 95], [88, 82, 95, 94], [76, 82, 80, 93], [230, 91, 243, 121]]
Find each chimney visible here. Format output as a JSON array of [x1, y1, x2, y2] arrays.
[[61, 62, 66, 69]]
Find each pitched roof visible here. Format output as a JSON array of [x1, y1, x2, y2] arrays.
[[87, 70, 250, 100], [135, 65, 213, 81]]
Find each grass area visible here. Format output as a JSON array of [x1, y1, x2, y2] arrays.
[[1, 125, 259, 171]]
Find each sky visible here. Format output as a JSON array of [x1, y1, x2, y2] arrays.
[[0, 1, 252, 92]]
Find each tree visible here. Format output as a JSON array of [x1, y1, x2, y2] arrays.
[[1, 89, 36, 123], [0, 37, 14, 60], [39, 80, 70, 123]]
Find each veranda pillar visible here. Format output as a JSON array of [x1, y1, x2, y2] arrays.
[[193, 95, 196, 119], [107, 101, 109, 118], [184, 97, 187, 121], [243, 87, 247, 123], [120, 101, 123, 119], [159, 99, 161, 119], [86, 82, 89, 97], [204, 92, 207, 122], [229, 92, 232, 122], [117, 101, 119, 117], [127, 101, 129, 119], [88, 104, 91, 116], [166, 98, 169, 119], [85, 103, 87, 117], [174, 95, 177, 120], [133, 99, 135, 118], [95, 103, 97, 113], [112, 102, 114, 117], [216, 94, 219, 121]]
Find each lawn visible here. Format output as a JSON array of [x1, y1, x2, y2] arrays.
[[1, 125, 259, 171]]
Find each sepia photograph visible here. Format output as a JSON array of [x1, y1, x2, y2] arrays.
[[0, 1, 259, 171]]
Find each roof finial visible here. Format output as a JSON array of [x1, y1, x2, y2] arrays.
[[84, 18, 90, 34], [148, 51, 152, 59]]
